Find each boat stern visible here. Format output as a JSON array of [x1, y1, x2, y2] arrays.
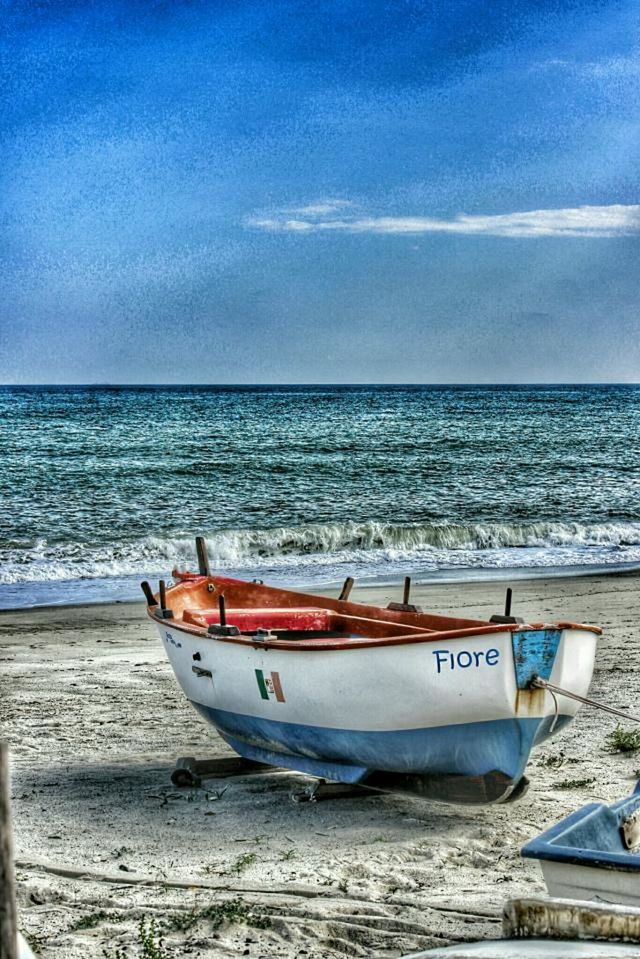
[[511, 624, 600, 746]]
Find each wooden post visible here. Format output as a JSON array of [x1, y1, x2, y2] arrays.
[[140, 581, 157, 607], [195, 536, 211, 577], [505, 587, 513, 618], [338, 577, 354, 602], [0, 742, 18, 959], [218, 595, 226, 627], [403, 576, 411, 606], [156, 580, 173, 619]]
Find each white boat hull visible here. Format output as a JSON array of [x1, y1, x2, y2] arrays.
[[155, 618, 597, 803], [540, 859, 640, 907]]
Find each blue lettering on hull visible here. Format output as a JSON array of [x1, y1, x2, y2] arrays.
[[432, 647, 501, 673]]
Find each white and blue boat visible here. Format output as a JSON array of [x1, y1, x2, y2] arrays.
[[522, 786, 640, 904], [143, 547, 602, 806]]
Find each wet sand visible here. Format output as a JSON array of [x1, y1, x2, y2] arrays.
[[1, 572, 640, 958]]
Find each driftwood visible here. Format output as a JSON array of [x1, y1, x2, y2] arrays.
[[0, 741, 17, 959], [505, 896, 640, 942]]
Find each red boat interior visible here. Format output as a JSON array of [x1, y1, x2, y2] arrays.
[[151, 571, 545, 649], [147, 571, 601, 649], [182, 605, 429, 640]]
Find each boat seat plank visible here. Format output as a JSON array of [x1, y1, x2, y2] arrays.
[[182, 607, 334, 632], [181, 606, 435, 638]]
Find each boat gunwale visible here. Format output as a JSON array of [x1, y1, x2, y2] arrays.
[[521, 798, 640, 872], [147, 572, 602, 651], [148, 599, 602, 652]]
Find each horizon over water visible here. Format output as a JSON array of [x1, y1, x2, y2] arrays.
[[2, 383, 640, 609]]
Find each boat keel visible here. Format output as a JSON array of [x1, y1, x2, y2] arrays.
[[360, 768, 530, 805], [218, 734, 529, 805]]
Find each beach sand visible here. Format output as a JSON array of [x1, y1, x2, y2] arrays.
[[2, 572, 640, 958]]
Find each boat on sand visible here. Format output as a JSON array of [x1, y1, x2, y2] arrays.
[[522, 784, 640, 905], [142, 540, 601, 806]]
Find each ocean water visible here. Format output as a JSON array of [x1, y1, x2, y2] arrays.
[[1, 384, 640, 609]]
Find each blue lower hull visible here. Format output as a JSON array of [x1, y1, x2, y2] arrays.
[[191, 700, 571, 791]]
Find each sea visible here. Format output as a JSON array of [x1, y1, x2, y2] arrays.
[[1, 384, 640, 609]]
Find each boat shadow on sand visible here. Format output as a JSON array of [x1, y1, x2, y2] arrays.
[[11, 756, 527, 871]]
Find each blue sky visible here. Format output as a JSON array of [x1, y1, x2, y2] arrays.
[[2, 0, 639, 383]]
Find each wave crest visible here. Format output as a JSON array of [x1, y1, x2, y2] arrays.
[[208, 519, 640, 554], [2, 520, 640, 584]]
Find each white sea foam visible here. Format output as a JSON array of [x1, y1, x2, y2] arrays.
[[3, 520, 640, 585]]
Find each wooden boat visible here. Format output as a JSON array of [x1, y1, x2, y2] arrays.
[[142, 542, 602, 806], [521, 785, 640, 905]]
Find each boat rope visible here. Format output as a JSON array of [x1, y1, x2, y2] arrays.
[[532, 676, 640, 725], [547, 685, 560, 734]]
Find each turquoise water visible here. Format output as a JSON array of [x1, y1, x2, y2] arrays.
[[1, 385, 640, 608]]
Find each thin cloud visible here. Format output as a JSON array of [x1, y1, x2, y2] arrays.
[[287, 199, 353, 216], [247, 204, 640, 238], [539, 55, 640, 79]]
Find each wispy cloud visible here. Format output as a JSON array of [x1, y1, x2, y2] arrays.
[[247, 204, 640, 238], [539, 54, 640, 80], [286, 199, 353, 216]]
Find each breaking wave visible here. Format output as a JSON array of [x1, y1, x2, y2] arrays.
[[3, 519, 640, 585]]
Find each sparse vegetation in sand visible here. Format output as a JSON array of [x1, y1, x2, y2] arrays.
[[70, 910, 124, 932], [551, 777, 597, 790], [537, 751, 581, 768], [229, 851, 258, 875], [101, 902, 271, 958], [163, 897, 271, 934], [606, 725, 640, 754], [103, 918, 170, 959]]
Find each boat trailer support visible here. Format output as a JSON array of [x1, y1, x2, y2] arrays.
[[170, 758, 376, 803], [289, 779, 374, 804], [171, 756, 279, 788], [171, 755, 529, 804]]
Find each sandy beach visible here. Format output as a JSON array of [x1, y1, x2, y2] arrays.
[[2, 571, 640, 958]]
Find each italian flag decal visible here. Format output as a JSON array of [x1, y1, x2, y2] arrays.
[[255, 669, 285, 702]]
